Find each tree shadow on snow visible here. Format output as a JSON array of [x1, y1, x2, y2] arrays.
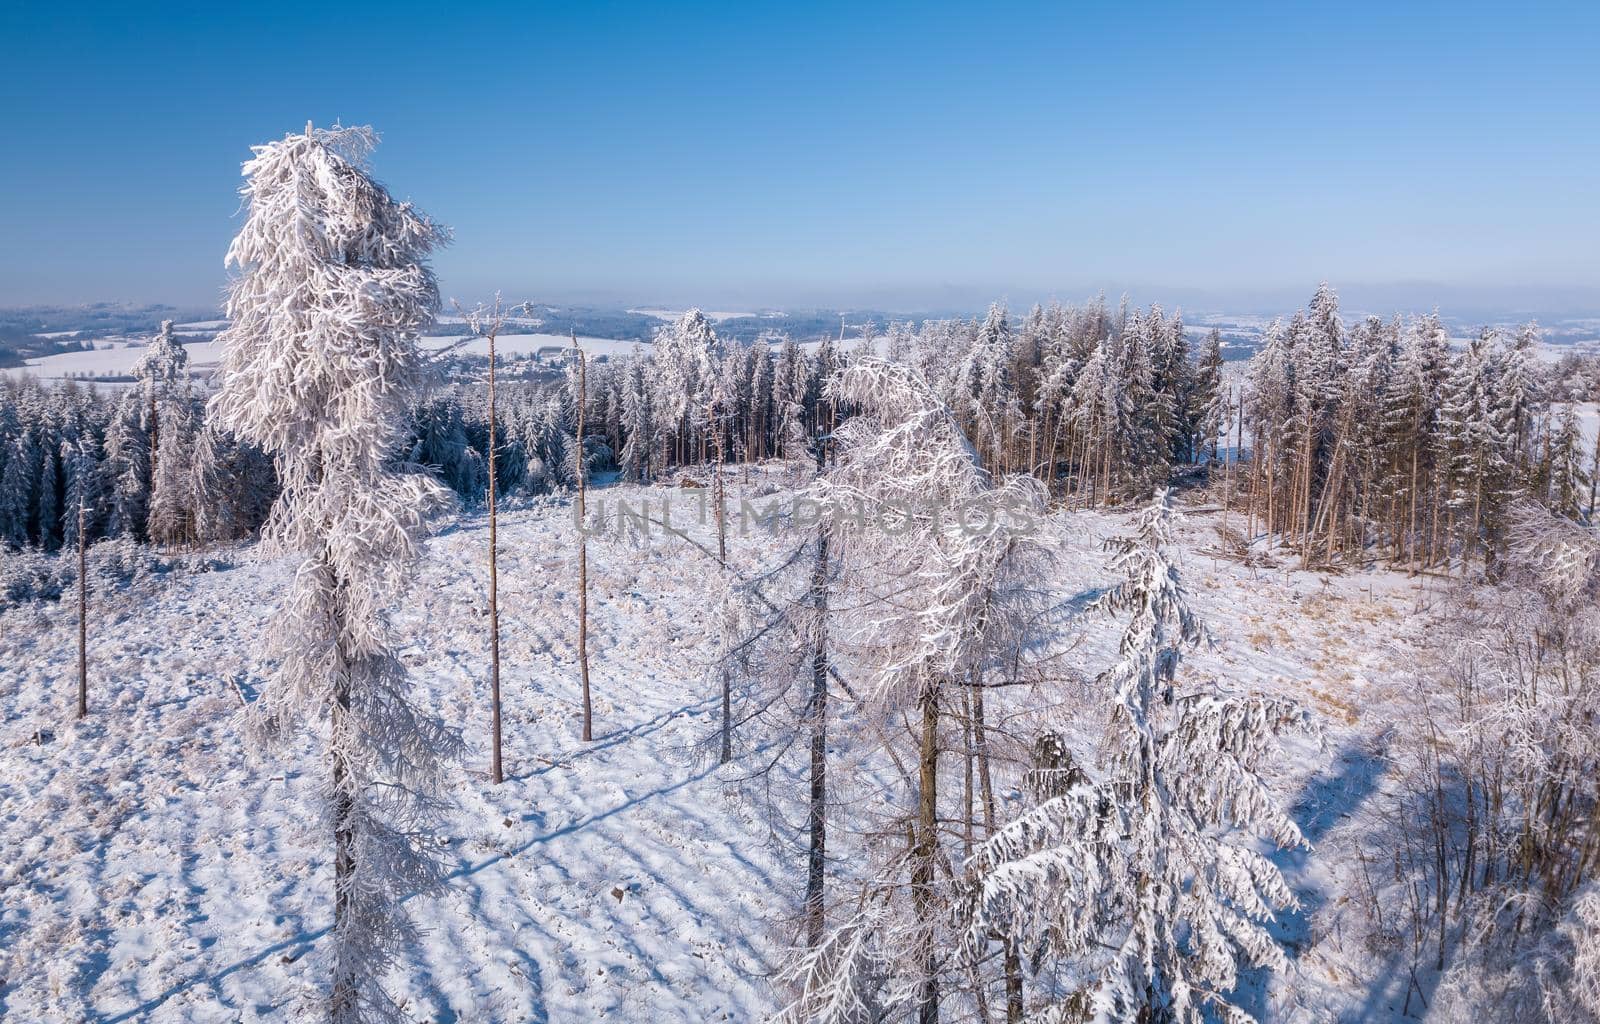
[[1232, 737, 1389, 1021]]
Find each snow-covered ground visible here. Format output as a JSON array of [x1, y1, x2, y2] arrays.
[[627, 308, 766, 322], [3, 334, 641, 389], [0, 481, 1492, 1021], [2, 338, 226, 385]]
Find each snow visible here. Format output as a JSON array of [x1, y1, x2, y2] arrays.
[[1555, 401, 1600, 449], [422, 333, 646, 360], [0, 481, 1528, 1021], [3, 340, 222, 384], [3, 334, 651, 389], [628, 308, 763, 322]]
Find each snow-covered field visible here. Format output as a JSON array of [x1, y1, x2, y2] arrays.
[[0, 481, 1487, 1021], [3, 334, 640, 389], [2, 338, 224, 385]]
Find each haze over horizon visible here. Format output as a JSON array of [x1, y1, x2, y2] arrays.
[[4, 2, 1597, 315]]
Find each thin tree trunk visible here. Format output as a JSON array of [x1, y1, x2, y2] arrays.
[[914, 682, 941, 1024], [1221, 388, 1235, 542], [488, 326, 503, 783], [77, 505, 87, 720], [971, 682, 1021, 1022], [804, 528, 830, 947], [575, 337, 593, 742], [330, 614, 357, 1020], [1406, 445, 1420, 568], [714, 412, 732, 764], [961, 688, 975, 860]]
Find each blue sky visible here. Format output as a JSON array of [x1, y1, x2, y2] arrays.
[[2, 1, 1597, 312]]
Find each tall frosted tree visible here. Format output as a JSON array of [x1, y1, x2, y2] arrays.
[[782, 358, 1049, 1024], [132, 318, 190, 491], [208, 124, 462, 1022]]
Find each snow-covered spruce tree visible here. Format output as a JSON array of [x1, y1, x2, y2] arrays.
[[103, 390, 152, 540], [146, 392, 199, 547], [780, 357, 1049, 1024], [61, 434, 106, 550], [0, 433, 34, 549], [651, 309, 722, 466], [132, 318, 190, 491], [968, 490, 1311, 1024], [208, 124, 462, 1022], [618, 354, 655, 483], [1191, 329, 1225, 465]]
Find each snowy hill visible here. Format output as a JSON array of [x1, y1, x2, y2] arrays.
[[0, 480, 1462, 1022]]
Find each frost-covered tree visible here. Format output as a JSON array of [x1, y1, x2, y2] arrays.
[[618, 355, 655, 483], [0, 433, 33, 549], [1191, 328, 1225, 464], [208, 123, 462, 1022], [969, 491, 1311, 1024], [61, 435, 106, 549], [782, 357, 1049, 1024], [147, 394, 199, 547], [1545, 405, 1592, 521], [132, 319, 190, 490], [103, 391, 151, 541], [652, 309, 722, 465]]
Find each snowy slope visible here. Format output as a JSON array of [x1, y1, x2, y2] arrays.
[[1, 482, 1458, 1023]]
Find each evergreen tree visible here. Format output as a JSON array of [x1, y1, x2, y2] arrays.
[[1191, 328, 1226, 464], [208, 123, 463, 1023], [969, 491, 1309, 1024]]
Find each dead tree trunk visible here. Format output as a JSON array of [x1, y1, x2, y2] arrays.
[[77, 505, 87, 720], [712, 403, 732, 764], [575, 334, 593, 742], [487, 322, 503, 783]]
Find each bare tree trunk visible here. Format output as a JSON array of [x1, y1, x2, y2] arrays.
[[1221, 388, 1235, 541], [77, 505, 87, 720], [575, 336, 593, 742], [970, 682, 1022, 1021], [713, 411, 732, 764], [487, 325, 503, 783], [1406, 445, 1420, 568], [961, 689, 975, 860], [804, 527, 830, 947], [914, 682, 941, 1024], [330, 622, 357, 1020]]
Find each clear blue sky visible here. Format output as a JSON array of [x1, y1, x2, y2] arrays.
[[2, 1, 1597, 312]]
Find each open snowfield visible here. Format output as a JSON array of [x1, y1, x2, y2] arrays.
[[2, 339, 225, 386], [0, 479, 1483, 1022], [2, 335, 640, 390]]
